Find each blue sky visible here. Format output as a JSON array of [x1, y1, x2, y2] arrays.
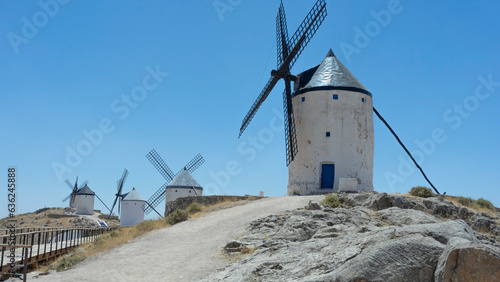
[[1, 0, 499, 219]]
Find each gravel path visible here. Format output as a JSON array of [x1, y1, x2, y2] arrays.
[[36, 196, 323, 282]]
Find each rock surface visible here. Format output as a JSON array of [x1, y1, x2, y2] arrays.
[[204, 193, 500, 282]]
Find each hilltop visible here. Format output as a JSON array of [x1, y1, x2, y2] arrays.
[[0, 207, 119, 229], [28, 193, 500, 281]]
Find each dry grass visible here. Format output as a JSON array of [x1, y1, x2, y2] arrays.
[[398, 192, 497, 215], [444, 196, 497, 214]]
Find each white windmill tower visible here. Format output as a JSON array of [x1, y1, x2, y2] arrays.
[[288, 50, 374, 194], [165, 168, 203, 203], [75, 184, 111, 215], [75, 184, 95, 215], [120, 188, 146, 226]]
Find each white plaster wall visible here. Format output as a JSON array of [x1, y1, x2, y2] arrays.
[[120, 201, 145, 226], [75, 195, 94, 215], [288, 89, 374, 195], [165, 187, 203, 203]]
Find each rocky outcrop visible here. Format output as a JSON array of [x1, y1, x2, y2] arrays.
[[204, 194, 500, 282], [338, 193, 500, 237]]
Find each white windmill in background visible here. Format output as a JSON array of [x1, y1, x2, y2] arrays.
[[120, 188, 146, 226], [62, 177, 88, 208]]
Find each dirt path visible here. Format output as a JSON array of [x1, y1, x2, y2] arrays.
[[36, 196, 323, 282]]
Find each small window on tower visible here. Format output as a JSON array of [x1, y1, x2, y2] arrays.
[[333, 94, 338, 100], [362, 98, 365, 102], [326, 131, 331, 137], [301, 97, 305, 102]]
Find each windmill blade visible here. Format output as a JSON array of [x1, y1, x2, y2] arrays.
[[276, 1, 289, 68], [95, 193, 111, 213], [116, 169, 128, 195], [282, 0, 327, 70], [62, 193, 72, 202], [146, 149, 175, 181], [109, 196, 119, 216], [65, 179, 74, 190], [110, 168, 129, 216], [70, 195, 76, 208], [281, 86, 298, 166], [118, 199, 121, 214], [180, 154, 205, 174], [143, 201, 163, 218], [239, 76, 281, 137], [144, 183, 168, 214], [120, 169, 129, 189]]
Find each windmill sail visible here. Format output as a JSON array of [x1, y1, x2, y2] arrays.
[[239, 0, 327, 166], [143, 150, 205, 215]]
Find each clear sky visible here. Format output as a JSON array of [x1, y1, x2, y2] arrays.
[[1, 0, 499, 219]]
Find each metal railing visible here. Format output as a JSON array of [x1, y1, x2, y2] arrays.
[[1, 227, 116, 280]]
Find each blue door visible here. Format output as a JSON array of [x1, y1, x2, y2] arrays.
[[321, 164, 335, 189]]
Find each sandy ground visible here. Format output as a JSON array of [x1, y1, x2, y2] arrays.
[[35, 195, 323, 282]]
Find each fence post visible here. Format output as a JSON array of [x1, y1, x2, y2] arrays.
[[37, 230, 41, 260], [23, 247, 28, 282], [30, 232, 35, 260], [49, 230, 54, 256], [43, 231, 47, 259]]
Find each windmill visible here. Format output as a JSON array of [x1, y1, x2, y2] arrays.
[[62, 177, 88, 208], [239, 0, 327, 166], [73, 183, 112, 215], [239, 1, 441, 195], [109, 168, 129, 217], [144, 149, 205, 215]]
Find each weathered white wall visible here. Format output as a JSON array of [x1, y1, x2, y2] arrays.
[[165, 187, 203, 203], [288, 89, 374, 195], [75, 195, 94, 215], [120, 200, 145, 226], [339, 178, 358, 192]]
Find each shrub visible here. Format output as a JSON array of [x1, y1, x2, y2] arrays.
[[409, 186, 435, 198], [456, 196, 479, 209], [457, 196, 473, 206], [166, 209, 189, 225], [321, 194, 340, 208], [50, 253, 85, 272], [186, 202, 202, 214], [477, 198, 496, 211]]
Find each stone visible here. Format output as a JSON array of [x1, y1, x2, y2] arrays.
[[203, 193, 500, 281], [306, 200, 323, 211], [378, 207, 441, 225], [435, 237, 500, 281]]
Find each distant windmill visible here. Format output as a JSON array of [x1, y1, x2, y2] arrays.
[[74, 183, 112, 215], [109, 168, 129, 217], [63, 177, 88, 208], [144, 149, 204, 215], [239, 0, 327, 166]]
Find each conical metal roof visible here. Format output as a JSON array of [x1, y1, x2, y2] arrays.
[[167, 169, 202, 189], [293, 49, 371, 96], [77, 184, 94, 196], [122, 188, 145, 202]]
